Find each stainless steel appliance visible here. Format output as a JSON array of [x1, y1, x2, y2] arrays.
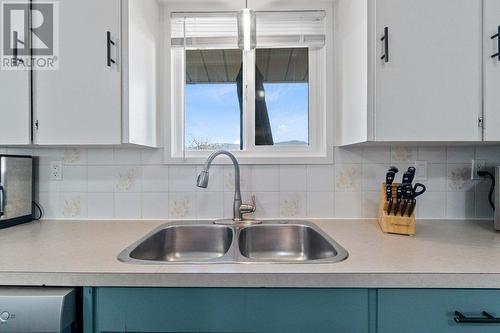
[[0, 155, 33, 229], [0, 288, 76, 332]]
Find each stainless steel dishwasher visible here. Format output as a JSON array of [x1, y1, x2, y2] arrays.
[[0, 288, 76, 332]]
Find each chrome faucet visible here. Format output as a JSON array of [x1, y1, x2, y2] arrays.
[[197, 150, 256, 222]]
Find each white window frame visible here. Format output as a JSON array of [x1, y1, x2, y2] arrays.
[[163, 1, 334, 165]]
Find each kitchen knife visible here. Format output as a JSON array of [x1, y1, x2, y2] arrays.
[[407, 167, 416, 184], [400, 184, 414, 216], [393, 185, 403, 216], [385, 168, 397, 214]]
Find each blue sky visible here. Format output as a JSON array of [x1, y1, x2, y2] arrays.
[[185, 82, 309, 148]]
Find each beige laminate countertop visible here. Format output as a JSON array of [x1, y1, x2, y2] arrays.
[[1, 219, 499, 288]]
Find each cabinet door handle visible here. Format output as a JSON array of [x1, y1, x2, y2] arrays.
[[0, 186, 4, 217], [454, 311, 500, 324], [491, 26, 500, 61], [107, 31, 116, 67], [381, 27, 389, 63], [12, 31, 24, 67]]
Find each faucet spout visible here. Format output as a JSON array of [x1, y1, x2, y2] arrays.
[[197, 150, 254, 222]]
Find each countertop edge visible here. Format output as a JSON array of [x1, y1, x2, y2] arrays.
[[2, 272, 500, 289]]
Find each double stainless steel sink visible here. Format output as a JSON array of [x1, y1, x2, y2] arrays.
[[118, 220, 348, 264]]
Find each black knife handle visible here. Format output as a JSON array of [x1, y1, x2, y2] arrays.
[[386, 171, 396, 185], [402, 171, 412, 185], [407, 167, 416, 183]]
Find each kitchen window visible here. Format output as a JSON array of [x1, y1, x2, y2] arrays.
[[167, 9, 332, 164]]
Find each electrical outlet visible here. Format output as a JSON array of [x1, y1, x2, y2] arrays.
[[414, 161, 428, 181], [471, 159, 486, 180], [50, 161, 63, 181]]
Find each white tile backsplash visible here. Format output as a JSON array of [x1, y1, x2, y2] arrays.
[[22, 145, 500, 220], [141, 193, 169, 219], [279, 166, 307, 192]]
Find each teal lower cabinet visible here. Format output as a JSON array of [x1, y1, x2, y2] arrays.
[[84, 288, 500, 332], [377, 289, 500, 333], [84, 288, 372, 333]]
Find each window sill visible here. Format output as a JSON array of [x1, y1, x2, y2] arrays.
[[163, 149, 334, 165]]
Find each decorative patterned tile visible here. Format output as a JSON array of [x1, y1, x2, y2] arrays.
[[391, 146, 417, 163], [447, 164, 473, 191], [114, 167, 142, 192], [60, 193, 87, 219], [335, 165, 362, 192], [62, 148, 87, 165], [169, 192, 196, 219], [280, 192, 306, 218]]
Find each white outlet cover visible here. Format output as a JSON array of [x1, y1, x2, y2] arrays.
[[414, 161, 428, 181], [471, 160, 486, 180], [50, 161, 63, 181]]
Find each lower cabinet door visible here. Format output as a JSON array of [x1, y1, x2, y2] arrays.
[[378, 289, 500, 333], [93, 288, 369, 333]]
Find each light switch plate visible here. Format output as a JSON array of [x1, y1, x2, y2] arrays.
[[414, 161, 427, 181]]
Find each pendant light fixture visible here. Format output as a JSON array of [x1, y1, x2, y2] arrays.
[[237, 0, 256, 51]]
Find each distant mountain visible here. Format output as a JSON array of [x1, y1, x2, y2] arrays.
[[275, 140, 308, 146]]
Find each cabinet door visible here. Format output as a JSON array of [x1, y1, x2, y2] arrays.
[[378, 289, 500, 333], [92, 288, 370, 333], [32, 0, 121, 145], [484, 0, 500, 141], [375, 0, 482, 142], [0, 69, 31, 145]]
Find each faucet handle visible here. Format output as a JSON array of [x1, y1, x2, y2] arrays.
[[240, 195, 257, 215]]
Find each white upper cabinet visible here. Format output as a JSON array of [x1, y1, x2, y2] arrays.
[[32, 0, 159, 146], [484, 0, 500, 141], [336, 0, 483, 145], [0, 69, 31, 145], [32, 0, 122, 145]]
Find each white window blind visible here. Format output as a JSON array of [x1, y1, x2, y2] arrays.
[[171, 12, 238, 49], [256, 11, 326, 48], [171, 11, 326, 49]]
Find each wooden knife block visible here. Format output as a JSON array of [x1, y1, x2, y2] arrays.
[[377, 183, 416, 236]]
